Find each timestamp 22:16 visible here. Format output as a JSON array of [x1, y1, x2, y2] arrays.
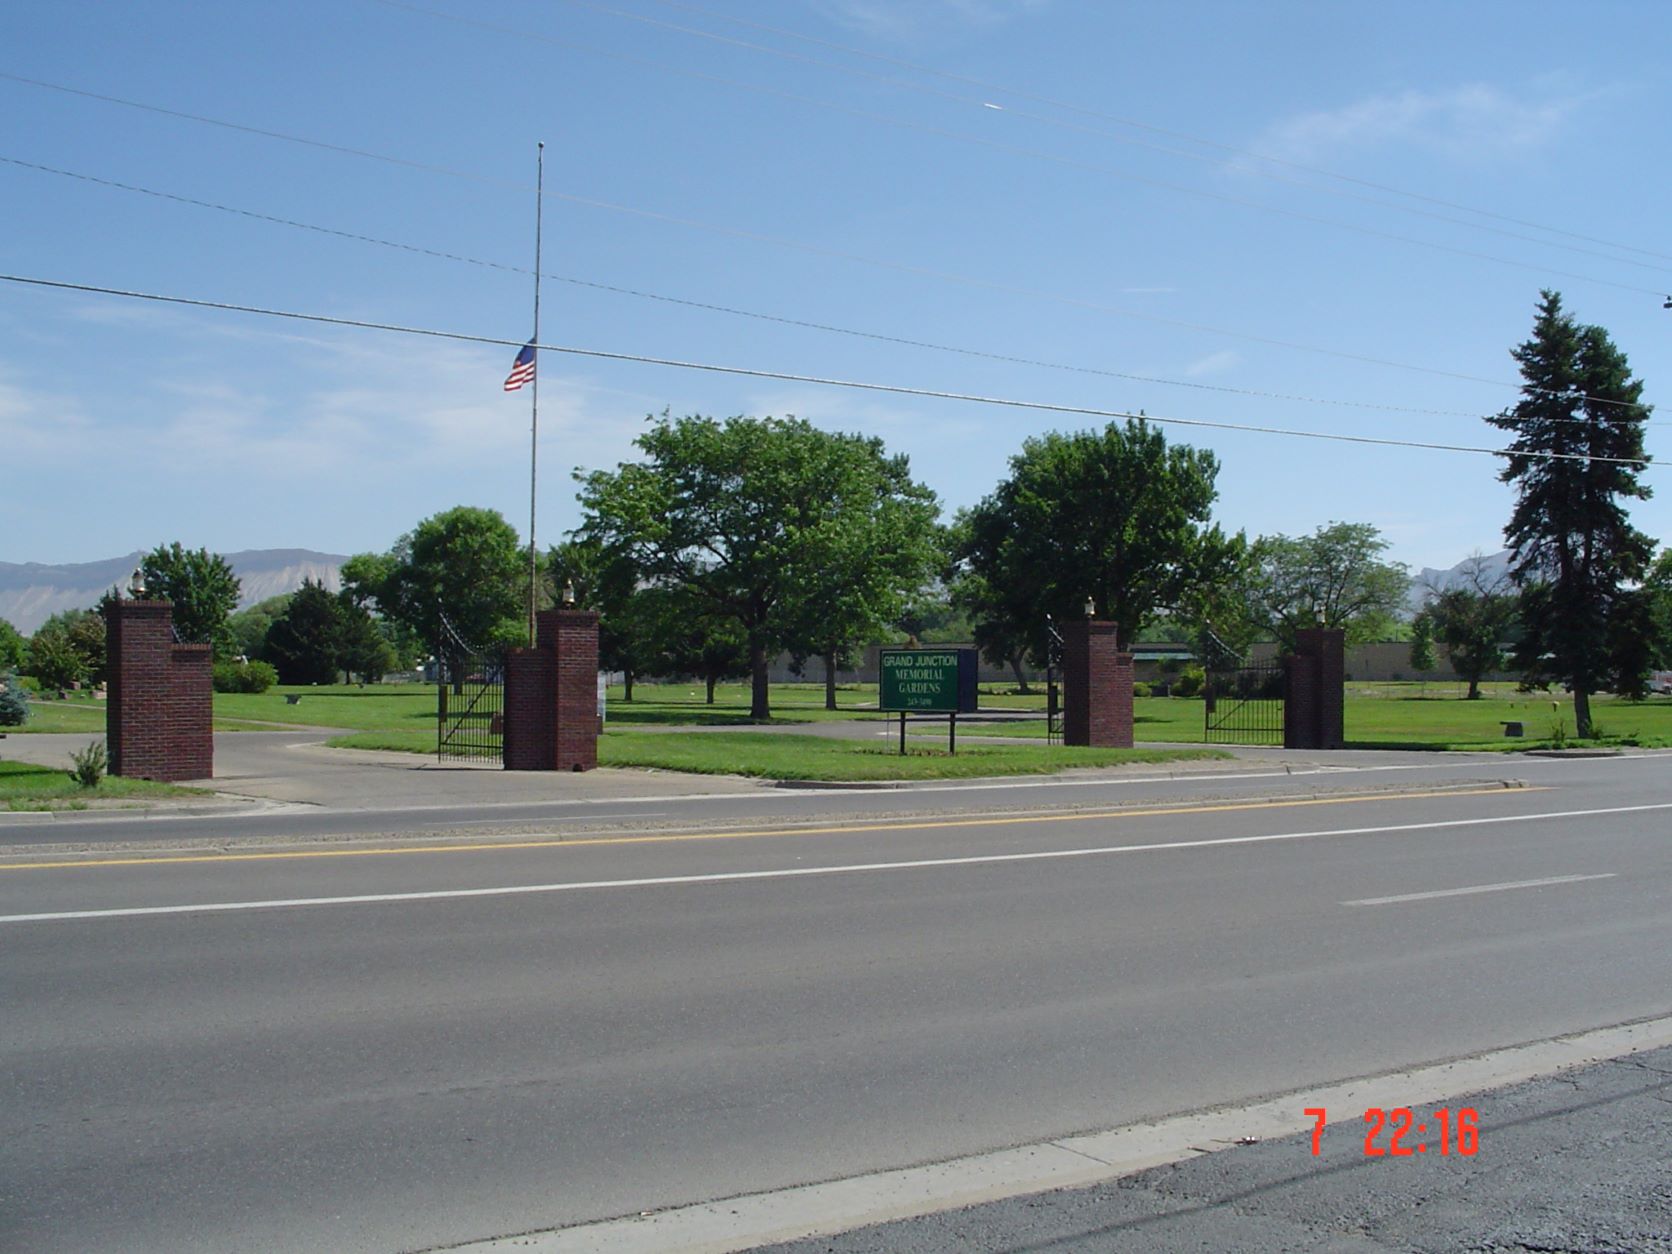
[[1304, 1106, 1479, 1157]]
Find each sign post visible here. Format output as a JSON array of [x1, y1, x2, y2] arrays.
[[878, 648, 979, 754]]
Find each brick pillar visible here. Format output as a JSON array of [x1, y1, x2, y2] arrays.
[[503, 648, 556, 770], [1285, 627, 1345, 749], [547, 609, 600, 772], [503, 609, 600, 771], [105, 599, 214, 781], [1061, 620, 1135, 748]]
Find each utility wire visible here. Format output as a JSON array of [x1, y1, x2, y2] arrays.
[[4, 155, 1653, 424], [362, 2, 1669, 298], [635, 0, 1672, 268], [0, 273, 1653, 469], [4, 68, 1660, 405], [0, 155, 1499, 422]]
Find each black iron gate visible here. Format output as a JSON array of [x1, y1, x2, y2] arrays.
[[1204, 655, 1284, 745], [436, 615, 506, 763]]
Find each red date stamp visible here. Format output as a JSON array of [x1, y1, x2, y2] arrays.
[[1304, 1106, 1479, 1156]]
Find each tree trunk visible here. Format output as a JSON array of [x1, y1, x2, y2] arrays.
[[623, 669, 634, 703], [706, 672, 717, 705], [824, 650, 838, 711], [1466, 677, 1481, 700], [750, 640, 770, 720], [1008, 654, 1032, 694], [1573, 687, 1592, 740]]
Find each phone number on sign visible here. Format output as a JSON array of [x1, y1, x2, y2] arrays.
[[1304, 1106, 1480, 1156]]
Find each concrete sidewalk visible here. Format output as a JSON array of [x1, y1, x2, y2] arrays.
[[751, 1039, 1672, 1253], [1, 731, 771, 808]]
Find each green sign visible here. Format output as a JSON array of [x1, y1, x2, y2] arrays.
[[879, 648, 978, 713]]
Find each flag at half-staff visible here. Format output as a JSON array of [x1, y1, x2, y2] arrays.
[[503, 341, 536, 391]]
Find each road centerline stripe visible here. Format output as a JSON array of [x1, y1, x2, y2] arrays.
[[1343, 873, 1618, 906], [2, 800, 1665, 925], [0, 785, 1537, 872]]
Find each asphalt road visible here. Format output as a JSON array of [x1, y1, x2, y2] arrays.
[[3, 752, 1669, 1251]]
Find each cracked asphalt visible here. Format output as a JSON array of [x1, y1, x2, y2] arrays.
[[754, 1045, 1672, 1253]]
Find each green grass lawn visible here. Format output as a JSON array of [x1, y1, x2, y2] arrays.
[[326, 727, 1231, 781], [0, 759, 206, 811], [1339, 683, 1672, 749], [956, 684, 1672, 749], [12, 693, 108, 733], [16, 679, 1668, 782]]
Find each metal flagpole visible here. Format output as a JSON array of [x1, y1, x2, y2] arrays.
[[528, 141, 544, 646]]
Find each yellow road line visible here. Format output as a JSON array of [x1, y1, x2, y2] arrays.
[[0, 785, 1543, 873]]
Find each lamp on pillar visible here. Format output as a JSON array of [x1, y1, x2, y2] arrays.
[[562, 581, 576, 607], [128, 566, 146, 599], [1084, 596, 1096, 619]]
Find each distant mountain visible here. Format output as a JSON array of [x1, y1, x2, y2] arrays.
[[0, 549, 348, 634], [1407, 550, 1514, 611]]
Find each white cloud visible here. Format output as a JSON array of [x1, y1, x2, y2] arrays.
[[1241, 83, 1590, 167], [1183, 350, 1241, 378]]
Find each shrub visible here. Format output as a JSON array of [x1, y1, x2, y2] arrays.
[[0, 672, 29, 726], [69, 740, 108, 788], [1172, 665, 1205, 698], [1132, 681, 1152, 699], [213, 659, 279, 694]]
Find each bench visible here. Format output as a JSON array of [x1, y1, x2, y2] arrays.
[[1501, 721, 1523, 737]]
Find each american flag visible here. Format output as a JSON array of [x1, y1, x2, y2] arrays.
[[503, 341, 536, 392]]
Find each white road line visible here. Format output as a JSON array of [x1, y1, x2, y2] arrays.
[[3, 800, 1668, 926], [1344, 873, 1618, 906]]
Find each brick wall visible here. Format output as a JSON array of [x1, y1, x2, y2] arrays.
[[503, 609, 600, 771], [1061, 620, 1135, 748], [502, 649, 557, 770], [1285, 627, 1345, 749], [105, 599, 214, 781]]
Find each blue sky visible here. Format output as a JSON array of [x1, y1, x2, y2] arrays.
[[4, 0, 1670, 576]]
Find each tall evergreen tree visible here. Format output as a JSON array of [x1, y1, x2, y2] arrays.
[[263, 579, 344, 685], [1486, 291, 1655, 736]]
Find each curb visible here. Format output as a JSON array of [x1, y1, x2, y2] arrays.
[[432, 1015, 1672, 1254]]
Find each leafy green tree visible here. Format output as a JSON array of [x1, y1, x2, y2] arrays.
[[959, 419, 1233, 650], [1486, 291, 1656, 733], [337, 595, 396, 683], [0, 618, 26, 672], [263, 579, 346, 685], [339, 552, 397, 610], [1252, 522, 1409, 650], [27, 628, 86, 689], [640, 584, 750, 704], [139, 543, 242, 655], [780, 445, 941, 709], [1417, 557, 1518, 699], [1407, 612, 1436, 675], [548, 537, 660, 701], [227, 594, 293, 661], [28, 609, 105, 688], [948, 566, 1039, 693], [896, 582, 974, 646], [354, 508, 526, 684], [577, 414, 941, 719]]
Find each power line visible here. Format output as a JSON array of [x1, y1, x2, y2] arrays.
[[633, 0, 1672, 269], [4, 69, 1658, 406], [0, 155, 1501, 422], [0, 272, 1653, 469], [0, 70, 523, 191], [363, 2, 1669, 299]]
